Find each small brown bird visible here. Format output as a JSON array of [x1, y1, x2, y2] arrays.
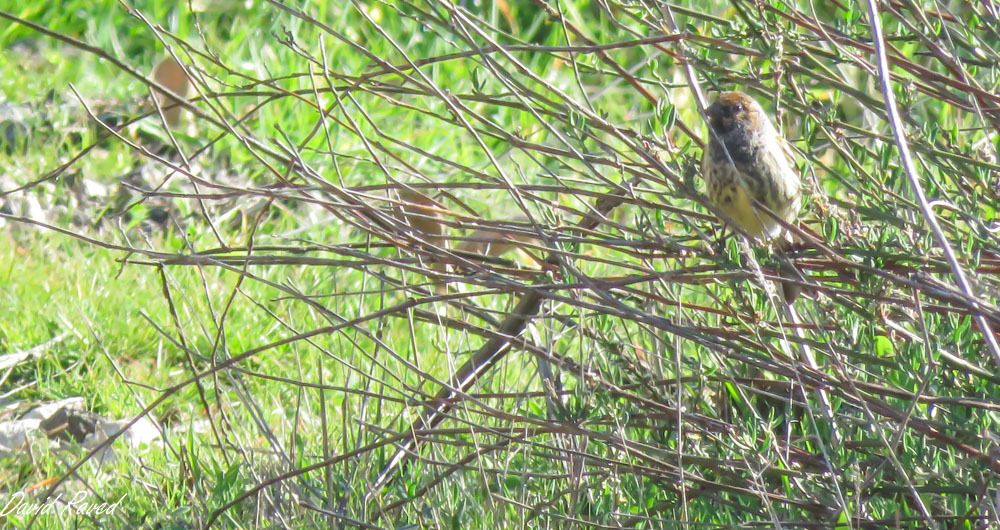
[[702, 91, 803, 298], [703, 91, 801, 238], [152, 56, 193, 128]]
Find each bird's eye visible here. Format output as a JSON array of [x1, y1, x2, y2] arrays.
[[732, 103, 744, 113]]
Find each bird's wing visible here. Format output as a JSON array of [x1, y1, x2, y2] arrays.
[[775, 135, 802, 200], [728, 138, 799, 208]]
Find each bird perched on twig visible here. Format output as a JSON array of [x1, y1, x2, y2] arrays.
[[703, 91, 801, 239], [702, 91, 803, 301], [701, 92, 835, 435]]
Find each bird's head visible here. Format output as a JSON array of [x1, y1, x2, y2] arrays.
[[706, 91, 762, 136]]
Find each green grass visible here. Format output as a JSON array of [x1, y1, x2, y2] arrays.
[[2, 0, 1000, 527]]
